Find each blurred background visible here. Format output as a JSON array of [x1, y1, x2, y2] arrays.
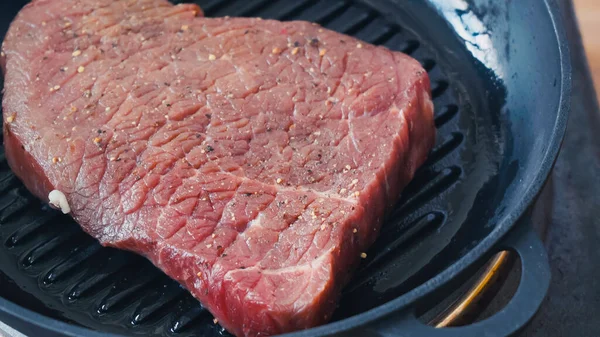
[[574, 0, 599, 96]]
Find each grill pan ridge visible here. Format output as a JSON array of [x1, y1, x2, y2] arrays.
[[0, 0, 570, 337]]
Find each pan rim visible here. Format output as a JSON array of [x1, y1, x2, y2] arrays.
[[284, 0, 571, 335], [0, 0, 571, 336]]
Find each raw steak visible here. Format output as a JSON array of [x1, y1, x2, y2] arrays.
[[1, 0, 435, 336]]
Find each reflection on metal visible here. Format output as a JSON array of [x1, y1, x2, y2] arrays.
[[431, 251, 513, 327], [429, 0, 505, 78]]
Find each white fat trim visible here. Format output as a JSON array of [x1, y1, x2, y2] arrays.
[[48, 190, 71, 214]]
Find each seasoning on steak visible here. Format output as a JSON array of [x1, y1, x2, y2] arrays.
[[1, 0, 435, 336]]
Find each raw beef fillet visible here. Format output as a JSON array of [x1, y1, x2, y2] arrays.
[[1, 0, 435, 336]]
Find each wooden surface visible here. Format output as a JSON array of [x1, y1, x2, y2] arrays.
[[573, 0, 600, 98]]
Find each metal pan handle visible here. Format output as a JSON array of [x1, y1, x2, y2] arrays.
[[359, 217, 550, 337]]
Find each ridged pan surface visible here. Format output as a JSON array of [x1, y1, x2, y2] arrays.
[[0, 0, 533, 336]]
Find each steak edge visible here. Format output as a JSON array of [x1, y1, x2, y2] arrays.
[[1, 0, 435, 336]]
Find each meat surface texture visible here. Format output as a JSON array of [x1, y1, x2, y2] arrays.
[[1, 0, 435, 336]]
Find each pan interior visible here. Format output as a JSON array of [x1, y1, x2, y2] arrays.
[[0, 0, 563, 336]]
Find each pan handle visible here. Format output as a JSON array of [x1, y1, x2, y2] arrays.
[[357, 217, 550, 337]]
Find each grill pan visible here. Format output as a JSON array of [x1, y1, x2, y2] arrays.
[[0, 0, 570, 336]]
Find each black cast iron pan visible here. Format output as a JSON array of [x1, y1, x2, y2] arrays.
[[0, 0, 571, 336]]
